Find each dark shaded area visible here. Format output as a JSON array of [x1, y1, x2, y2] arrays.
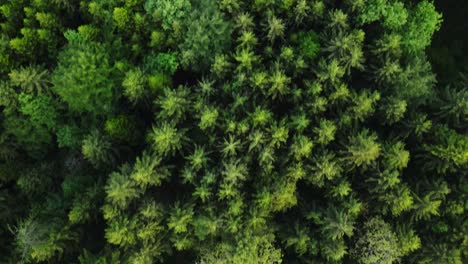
[[430, 0, 468, 83]]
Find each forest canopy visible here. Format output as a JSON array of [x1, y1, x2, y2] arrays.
[[0, 0, 466, 263]]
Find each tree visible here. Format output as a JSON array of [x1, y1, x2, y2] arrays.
[[268, 67, 291, 98], [234, 48, 259, 72], [122, 68, 147, 105], [395, 224, 421, 256], [15, 218, 76, 262], [383, 141, 409, 171], [308, 151, 342, 187], [112, 7, 130, 30], [355, 0, 388, 26], [167, 203, 194, 234], [9, 66, 49, 94], [82, 130, 117, 168], [0, 0, 464, 263], [144, 0, 191, 31], [350, 90, 381, 122], [154, 86, 191, 122], [380, 97, 407, 124], [422, 125, 468, 174], [283, 224, 311, 256], [198, 233, 283, 264], [266, 14, 285, 43], [381, 183, 414, 216], [416, 243, 463, 264], [52, 31, 115, 114], [382, 2, 408, 30], [148, 122, 185, 157], [402, 1, 442, 53], [321, 237, 347, 262], [319, 207, 355, 241], [105, 216, 138, 247], [131, 151, 169, 187], [344, 129, 381, 168], [314, 119, 336, 145], [411, 192, 441, 221], [316, 58, 345, 85], [290, 135, 313, 160], [179, 0, 232, 72], [395, 56, 436, 100], [351, 217, 402, 264], [105, 164, 141, 209], [436, 84, 468, 128], [68, 184, 102, 225], [18, 93, 57, 130], [198, 107, 219, 130]]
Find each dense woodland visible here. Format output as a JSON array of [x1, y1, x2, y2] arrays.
[[0, 0, 466, 263]]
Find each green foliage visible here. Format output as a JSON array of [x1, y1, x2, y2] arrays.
[[321, 238, 347, 262], [396, 56, 436, 100], [316, 58, 345, 84], [382, 2, 408, 29], [283, 224, 311, 255], [355, 0, 387, 26], [155, 86, 191, 122], [395, 224, 421, 256], [350, 90, 380, 121], [345, 129, 381, 168], [82, 130, 117, 168], [56, 125, 82, 149], [168, 203, 194, 234], [198, 233, 283, 264], [9, 28, 39, 58], [144, 0, 191, 31], [15, 218, 76, 262], [122, 68, 147, 104], [105, 165, 141, 209], [351, 218, 401, 264], [319, 207, 355, 241], [105, 115, 137, 142], [0, 1, 465, 264], [112, 7, 130, 30], [436, 84, 468, 128], [3, 113, 53, 158], [412, 192, 441, 221], [143, 52, 179, 74], [383, 141, 409, 170], [105, 216, 138, 246], [18, 93, 58, 130], [148, 122, 185, 156], [131, 151, 169, 187], [266, 14, 285, 43], [381, 97, 407, 124], [417, 243, 463, 264], [0, 81, 18, 113], [199, 107, 219, 130], [382, 184, 414, 216], [179, 0, 232, 71], [308, 151, 342, 187], [423, 125, 468, 174], [314, 119, 337, 145], [403, 1, 442, 53], [9, 66, 49, 94], [69, 185, 102, 224], [52, 31, 114, 114]]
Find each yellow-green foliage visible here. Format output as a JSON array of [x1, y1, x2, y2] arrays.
[[1, 1, 466, 264]]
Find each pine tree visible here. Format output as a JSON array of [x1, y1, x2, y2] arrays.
[[9, 66, 49, 94], [319, 207, 355, 241], [344, 129, 381, 168]]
